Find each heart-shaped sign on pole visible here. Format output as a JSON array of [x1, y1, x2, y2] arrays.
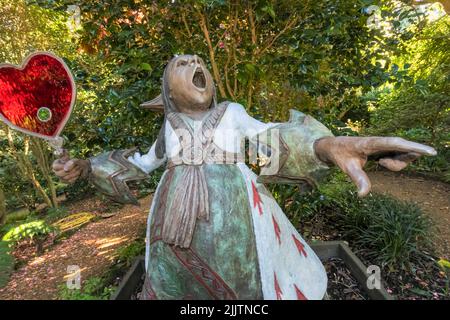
[[0, 52, 76, 153]]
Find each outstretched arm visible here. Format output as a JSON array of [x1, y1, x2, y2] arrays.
[[314, 136, 436, 196], [227, 103, 334, 186], [52, 141, 165, 182], [127, 142, 166, 174], [52, 141, 166, 204], [232, 103, 437, 196]]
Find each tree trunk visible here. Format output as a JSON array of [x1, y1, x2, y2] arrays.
[[30, 138, 58, 208], [4, 126, 55, 209], [0, 188, 6, 225], [196, 9, 227, 98], [35, 238, 44, 256]]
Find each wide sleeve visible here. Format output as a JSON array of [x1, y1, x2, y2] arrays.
[[127, 141, 166, 174], [86, 141, 166, 205], [234, 106, 334, 188]]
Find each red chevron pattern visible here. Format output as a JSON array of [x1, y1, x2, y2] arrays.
[[274, 272, 283, 300], [251, 181, 263, 215], [294, 284, 308, 300], [292, 234, 308, 258], [272, 214, 282, 245]]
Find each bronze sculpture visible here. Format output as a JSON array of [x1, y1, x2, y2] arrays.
[[52, 54, 436, 300]]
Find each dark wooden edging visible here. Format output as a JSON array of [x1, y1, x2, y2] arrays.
[[110, 256, 145, 300], [309, 241, 394, 300], [111, 241, 394, 300]]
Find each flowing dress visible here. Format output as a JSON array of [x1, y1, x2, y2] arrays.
[[127, 102, 334, 300]]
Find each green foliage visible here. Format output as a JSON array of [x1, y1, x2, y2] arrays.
[[323, 174, 432, 271], [0, 240, 14, 288], [368, 15, 450, 177], [0, 0, 74, 64], [3, 208, 31, 225], [59, 276, 115, 300], [0, 187, 5, 225], [438, 259, 450, 270], [44, 206, 69, 223], [340, 194, 431, 270], [2, 220, 56, 244], [116, 240, 145, 268], [0, 151, 41, 210]]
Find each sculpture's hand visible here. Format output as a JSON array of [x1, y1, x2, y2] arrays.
[[314, 136, 437, 197], [51, 150, 91, 184]]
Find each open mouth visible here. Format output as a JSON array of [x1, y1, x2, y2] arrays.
[[192, 67, 206, 89]]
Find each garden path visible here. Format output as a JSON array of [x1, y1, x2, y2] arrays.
[[0, 195, 151, 300]]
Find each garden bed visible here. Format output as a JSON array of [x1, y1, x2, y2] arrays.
[[111, 241, 393, 300], [325, 258, 369, 300]]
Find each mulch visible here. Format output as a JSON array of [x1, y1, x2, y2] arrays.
[[325, 258, 369, 300]]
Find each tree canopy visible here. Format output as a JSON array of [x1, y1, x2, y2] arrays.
[[0, 0, 448, 211]]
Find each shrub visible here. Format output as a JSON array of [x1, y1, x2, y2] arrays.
[[2, 220, 55, 243], [44, 206, 69, 223], [3, 208, 30, 224], [2, 220, 57, 255], [116, 240, 145, 268], [59, 276, 115, 300], [323, 173, 432, 271], [340, 195, 431, 271]]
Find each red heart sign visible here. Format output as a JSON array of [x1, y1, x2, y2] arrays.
[[0, 52, 75, 139]]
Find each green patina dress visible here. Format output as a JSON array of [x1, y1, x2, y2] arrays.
[[144, 163, 261, 299], [134, 102, 334, 300], [91, 102, 334, 300]]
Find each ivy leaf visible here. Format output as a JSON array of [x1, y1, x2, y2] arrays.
[[140, 63, 152, 71], [245, 63, 256, 74], [262, 5, 276, 20], [408, 288, 433, 297], [438, 259, 450, 270]]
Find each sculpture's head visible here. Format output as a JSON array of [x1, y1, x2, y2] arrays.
[[140, 54, 216, 115], [164, 54, 215, 114], [140, 54, 217, 158]]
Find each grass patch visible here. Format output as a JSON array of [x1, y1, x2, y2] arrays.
[[59, 276, 115, 300]]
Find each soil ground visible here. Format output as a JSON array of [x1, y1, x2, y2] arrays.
[[0, 195, 151, 300]]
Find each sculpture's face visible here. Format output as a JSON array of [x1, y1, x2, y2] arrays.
[[167, 55, 214, 114]]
